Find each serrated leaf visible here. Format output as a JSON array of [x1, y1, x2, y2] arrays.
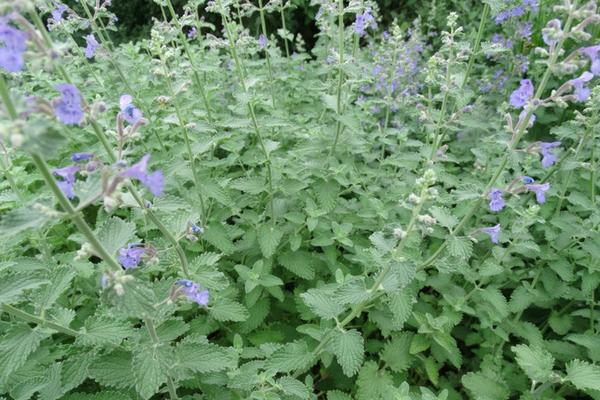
[[0, 205, 49, 238], [176, 342, 237, 373], [462, 372, 509, 400], [430, 206, 458, 229], [204, 223, 236, 254], [34, 266, 75, 311], [512, 344, 555, 382], [356, 361, 394, 400], [314, 180, 338, 212], [0, 274, 49, 305], [388, 291, 413, 327], [210, 299, 249, 322], [278, 376, 310, 399], [332, 329, 364, 377], [258, 225, 283, 258], [566, 359, 600, 391], [278, 251, 315, 280], [77, 318, 134, 346], [0, 325, 47, 380], [230, 176, 266, 194], [381, 332, 413, 373], [266, 340, 314, 373], [448, 236, 473, 259], [89, 351, 135, 389], [133, 346, 169, 400], [95, 217, 136, 257], [301, 288, 344, 320]]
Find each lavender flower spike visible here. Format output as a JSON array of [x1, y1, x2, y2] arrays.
[[118, 243, 147, 269], [538, 141, 561, 168], [187, 27, 197, 39], [119, 94, 143, 124], [54, 84, 84, 125], [0, 18, 28, 73], [509, 79, 534, 109], [481, 224, 501, 244], [51, 5, 67, 22], [85, 34, 99, 59], [120, 154, 164, 196], [52, 165, 80, 199], [71, 152, 93, 162], [488, 188, 505, 212], [354, 9, 377, 37], [580, 45, 600, 76], [258, 34, 267, 49], [525, 182, 550, 204], [176, 279, 209, 306], [570, 71, 594, 102]]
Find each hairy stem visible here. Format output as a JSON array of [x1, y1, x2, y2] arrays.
[[329, 0, 346, 158]]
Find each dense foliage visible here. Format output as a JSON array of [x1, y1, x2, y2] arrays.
[[1, 0, 600, 399]]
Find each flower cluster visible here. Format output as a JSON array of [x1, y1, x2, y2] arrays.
[[118, 243, 156, 269], [120, 154, 164, 196], [354, 9, 377, 37], [0, 16, 28, 73], [53, 84, 84, 125], [176, 279, 209, 306]]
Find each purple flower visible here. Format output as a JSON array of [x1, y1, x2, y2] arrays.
[[523, 0, 538, 12], [543, 19, 561, 46], [489, 188, 505, 212], [538, 141, 560, 168], [120, 154, 164, 196], [258, 34, 267, 49], [176, 279, 209, 306], [71, 152, 93, 162], [0, 19, 28, 73], [580, 45, 600, 75], [495, 10, 510, 24], [382, 31, 390, 40], [119, 94, 143, 124], [481, 224, 501, 244], [522, 176, 535, 184], [518, 22, 533, 41], [187, 27, 197, 39], [85, 34, 99, 59], [54, 84, 84, 125], [51, 4, 67, 22], [190, 222, 204, 234], [525, 182, 550, 204], [52, 165, 80, 199], [570, 71, 593, 102], [518, 109, 536, 126], [510, 6, 525, 17], [354, 9, 377, 37], [118, 243, 147, 269], [509, 79, 534, 109]]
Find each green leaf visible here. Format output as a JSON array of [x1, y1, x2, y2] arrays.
[[511, 344, 555, 382], [266, 340, 314, 373], [176, 342, 237, 373], [210, 299, 249, 322], [204, 223, 236, 254], [34, 266, 75, 311], [566, 359, 600, 391], [356, 361, 394, 400], [380, 332, 413, 373], [278, 250, 315, 280], [230, 176, 266, 194], [448, 236, 473, 259], [258, 225, 283, 258], [278, 376, 310, 399], [95, 217, 137, 256], [0, 205, 49, 238], [430, 206, 458, 229], [0, 274, 49, 305], [327, 391, 353, 400], [89, 351, 135, 389], [332, 329, 364, 377], [462, 372, 509, 400], [388, 291, 413, 327], [133, 346, 170, 400], [77, 318, 134, 346], [314, 180, 338, 212], [0, 325, 47, 380], [62, 392, 132, 400], [301, 288, 344, 320]]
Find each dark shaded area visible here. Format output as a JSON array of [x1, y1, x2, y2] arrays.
[[73, 0, 450, 50]]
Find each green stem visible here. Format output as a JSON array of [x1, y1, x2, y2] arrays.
[[145, 318, 178, 400], [0, 74, 17, 119], [329, 0, 346, 158], [279, 2, 290, 58], [1, 304, 80, 336], [258, 0, 276, 108], [158, 54, 207, 225], [220, 6, 275, 223], [166, 0, 214, 122]]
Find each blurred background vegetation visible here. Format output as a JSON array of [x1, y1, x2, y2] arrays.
[[64, 0, 480, 49]]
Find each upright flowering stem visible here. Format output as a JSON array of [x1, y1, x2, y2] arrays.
[[257, 0, 276, 107], [279, 1, 290, 58], [329, 0, 346, 158], [78, 0, 115, 51], [420, 3, 579, 270], [145, 318, 179, 400], [0, 74, 16, 118], [219, 4, 275, 223], [165, 0, 214, 122], [158, 54, 207, 224]]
